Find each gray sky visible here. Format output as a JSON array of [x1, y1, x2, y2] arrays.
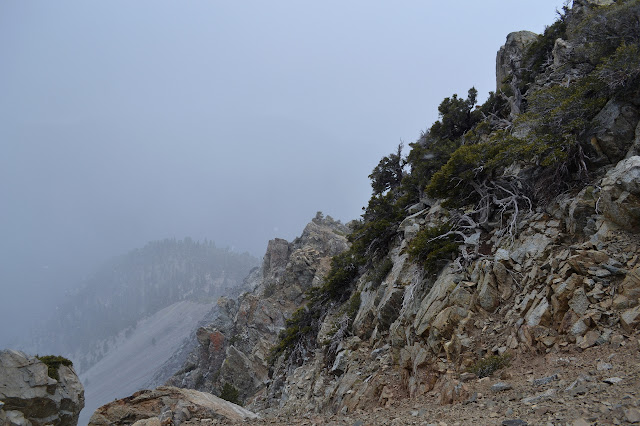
[[0, 1, 565, 345]]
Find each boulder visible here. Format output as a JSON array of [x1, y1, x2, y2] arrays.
[[599, 156, 640, 232], [620, 305, 640, 332], [88, 386, 259, 425], [621, 267, 640, 304], [0, 350, 84, 426], [591, 100, 640, 164], [552, 38, 573, 68]]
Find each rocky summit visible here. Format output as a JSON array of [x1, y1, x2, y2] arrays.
[[89, 0, 640, 424], [0, 350, 84, 426]]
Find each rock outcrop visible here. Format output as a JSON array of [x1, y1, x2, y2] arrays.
[[166, 213, 349, 402], [88, 386, 258, 425], [495, 30, 538, 91], [0, 350, 84, 426]]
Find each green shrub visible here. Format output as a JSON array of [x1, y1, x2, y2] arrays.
[[427, 73, 607, 206], [407, 224, 460, 275], [349, 191, 403, 263], [219, 382, 242, 405], [36, 355, 73, 381], [520, 13, 568, 90], [345, 291, 361, 322], [425, 130, 528, 202], [469, 353, 512, 378], [595, 42, 640, 95], [368, 257, 394, 288], [317, 250, 363, 302], [520, 75, 607, 141], [269, 305, 315, 363], [430, 88, 480, 141], [568, 0, 640, 64], [369, 144, 405, 196]]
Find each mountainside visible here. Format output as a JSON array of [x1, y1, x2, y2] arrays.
[[77, 301, 217, 426], [90, 1, 640, 424], [165, 213, 350, 401], [27, 238, 258, 373]]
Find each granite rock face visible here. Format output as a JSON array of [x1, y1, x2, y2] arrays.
[[0, 350, 84, 426]]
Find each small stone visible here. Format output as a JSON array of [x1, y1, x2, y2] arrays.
[[571, 320, 589, 336], [534, 406, 550, 415], [502, 420, 528, 426], [459, 372, 476, 382], [566, 379, 588, 396], [500, 371, 513, 380], [597, 362, 613, 371], [620, 305, 640, 332], [579, 330, 600, 349], [603, 377, 623, 384], [624, 407, 640, 423], [610, 334, 624, 347], [594, 268, 612, 277], [572, 419, 591, 426], [521, 388, 556, 404], [540, 336, 557, 347], [492, 382, 513, 392], [533, 374, 558, 386]]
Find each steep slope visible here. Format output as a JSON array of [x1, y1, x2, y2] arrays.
[[250, 0, 640, 419], [27, 238, 258, 374], [88, 1, 640, 424], [165, 213, 350, 402], [77, 300, 215, 426]]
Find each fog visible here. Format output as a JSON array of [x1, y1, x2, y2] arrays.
[[0, 1, 565, 347]]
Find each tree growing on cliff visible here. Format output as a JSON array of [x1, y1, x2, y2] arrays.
[[369, 144, 405, 196]]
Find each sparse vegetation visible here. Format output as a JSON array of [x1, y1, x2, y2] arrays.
[[219, 382, 242, 405], [519, 9, 568, 91], [368, 257, 394, 288], [468, 353, 512, 378], [345, 291, 361, 323], [37, 355, 73, 381], [407, 223, 460, 275]]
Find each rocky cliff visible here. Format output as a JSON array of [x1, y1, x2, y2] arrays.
[[247, 0, 640, 421], [0, 350, 84, 426], [165, 213, 350, 403], [91, 1, 640, 424]]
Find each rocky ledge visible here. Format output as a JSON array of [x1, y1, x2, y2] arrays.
[[0, 349, 84, 426]]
